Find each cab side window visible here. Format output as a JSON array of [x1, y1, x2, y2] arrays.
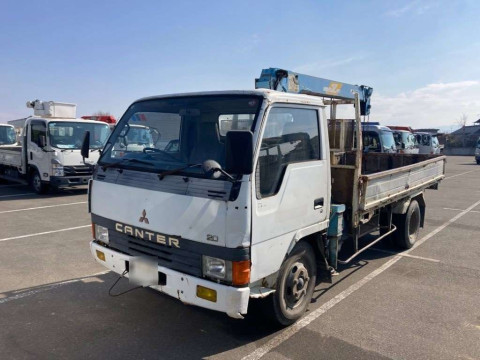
[[30, 121, 46, 147], [256, 107, 320, 198]]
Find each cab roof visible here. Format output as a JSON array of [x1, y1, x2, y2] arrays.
[[28, 117, 109, 125], [134, 89, 327, 108], [362, 123, 392, 132]]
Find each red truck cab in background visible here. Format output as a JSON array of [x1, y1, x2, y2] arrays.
[[81, 115, 116, 125]]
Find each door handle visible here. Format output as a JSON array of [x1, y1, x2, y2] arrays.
[[314, 198, 324, 210]]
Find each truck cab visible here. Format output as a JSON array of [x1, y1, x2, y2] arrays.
[[391, 129, 419, 154], [415, 132, 441, 154], [90, 90, 329, 320], [362, 123, 397, 153]]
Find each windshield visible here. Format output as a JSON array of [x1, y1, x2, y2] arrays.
[[393, 131, 416, 148], [100, 95, 262, 175], [0, 126, 16, 145], [380, 130, 396, 150], [48, 122, 110, 149], [432, 135, 439, 147]]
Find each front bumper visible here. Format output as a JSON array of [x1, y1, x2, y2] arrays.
[[50, 175, 91, 187], [90, 241, 250, 318]]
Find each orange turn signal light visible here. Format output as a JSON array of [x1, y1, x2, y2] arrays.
[[197, 285, 217, 302], [232, 260, 251, 286], [91, 223, 95, 239], [96, 250, 105, 261]]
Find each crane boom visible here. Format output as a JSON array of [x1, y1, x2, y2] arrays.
[[255, 68, 373, 115]]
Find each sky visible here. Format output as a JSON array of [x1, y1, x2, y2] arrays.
[[1, 0, 480, 131]]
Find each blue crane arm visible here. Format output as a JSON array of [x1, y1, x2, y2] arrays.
[[255, 68, 373, 116]]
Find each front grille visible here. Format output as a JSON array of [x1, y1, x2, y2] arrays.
[[109, 231, 202, 277], [63, 165, 93, 176]]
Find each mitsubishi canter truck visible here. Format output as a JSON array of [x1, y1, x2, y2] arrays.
[[0, 100, 110, 193], [86, 68, 446, 325]]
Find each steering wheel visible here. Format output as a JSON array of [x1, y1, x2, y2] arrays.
[[143, 147, 178, 161]]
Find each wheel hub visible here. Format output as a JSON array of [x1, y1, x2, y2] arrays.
[[408, 208, 420, 240], [285, 262, 310, 308]]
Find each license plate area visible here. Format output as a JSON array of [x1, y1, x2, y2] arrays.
[[129, 257, 166, 286]]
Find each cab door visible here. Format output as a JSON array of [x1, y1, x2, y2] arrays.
[[250, 104, 330, 280], [28, 120, 49, 177]]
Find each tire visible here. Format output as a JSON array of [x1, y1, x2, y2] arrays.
[[31, 170, 49, 194], [393, 200, 421, 249], [476, 159, 480, 165], [270, 242, 317, 326]]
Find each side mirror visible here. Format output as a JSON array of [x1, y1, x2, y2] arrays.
[[39, 135, 46, 148], [402, 143, 406, 149], [81, 131, 90, 159], [225, 131, 253, 174]]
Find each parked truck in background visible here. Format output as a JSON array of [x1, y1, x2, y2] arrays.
[[387, 126, 419, 154], [0, 100, 110, 193], [86, 68, 446, 325], [361, 123, 397, 153], [415, 132, 441, 155]]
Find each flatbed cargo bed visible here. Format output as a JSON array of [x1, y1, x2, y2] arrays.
[[0, 145, 23, 168], [359, 154, 446, 211]]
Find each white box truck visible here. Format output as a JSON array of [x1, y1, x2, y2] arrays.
[[0, 100, 110, 193], [86, 69, 445, 325]]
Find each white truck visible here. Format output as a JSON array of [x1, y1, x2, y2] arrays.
[[415, 132, 441, 155], [86, 69, 446, 325], [0, 100, 110, 193], [361, 123, 397, 153]]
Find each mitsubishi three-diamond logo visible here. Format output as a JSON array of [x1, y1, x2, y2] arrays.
[[139, 209, 149, 224]]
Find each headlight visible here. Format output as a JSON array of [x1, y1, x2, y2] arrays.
[[51, 162, 64, 177], [202, 255, 232, 281], [94, 224, 109, 244]]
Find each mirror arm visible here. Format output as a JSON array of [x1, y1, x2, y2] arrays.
[[216, 168, 236, 182]]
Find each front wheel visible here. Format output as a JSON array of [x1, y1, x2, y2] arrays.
[[270, 242, 317, 326], [393, 199, 421, 249], [31, 170, 49, 194]]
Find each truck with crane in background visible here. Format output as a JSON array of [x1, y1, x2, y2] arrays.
[[85, 68, 446, 325], [0, 100, 110, 193]]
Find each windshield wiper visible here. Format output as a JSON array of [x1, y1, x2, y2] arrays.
[[157, 164, 201, 180], [100, 158, 156, 171]]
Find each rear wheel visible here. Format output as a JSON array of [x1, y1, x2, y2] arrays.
[[270, 242, 316, 326], [31, 170, 49, 194], [476, 159, 480, 165], [393, 199, 421, 249]]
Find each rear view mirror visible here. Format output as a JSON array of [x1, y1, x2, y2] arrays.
[[225, 131, 253, 175], [81, 131, 90, 159]]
